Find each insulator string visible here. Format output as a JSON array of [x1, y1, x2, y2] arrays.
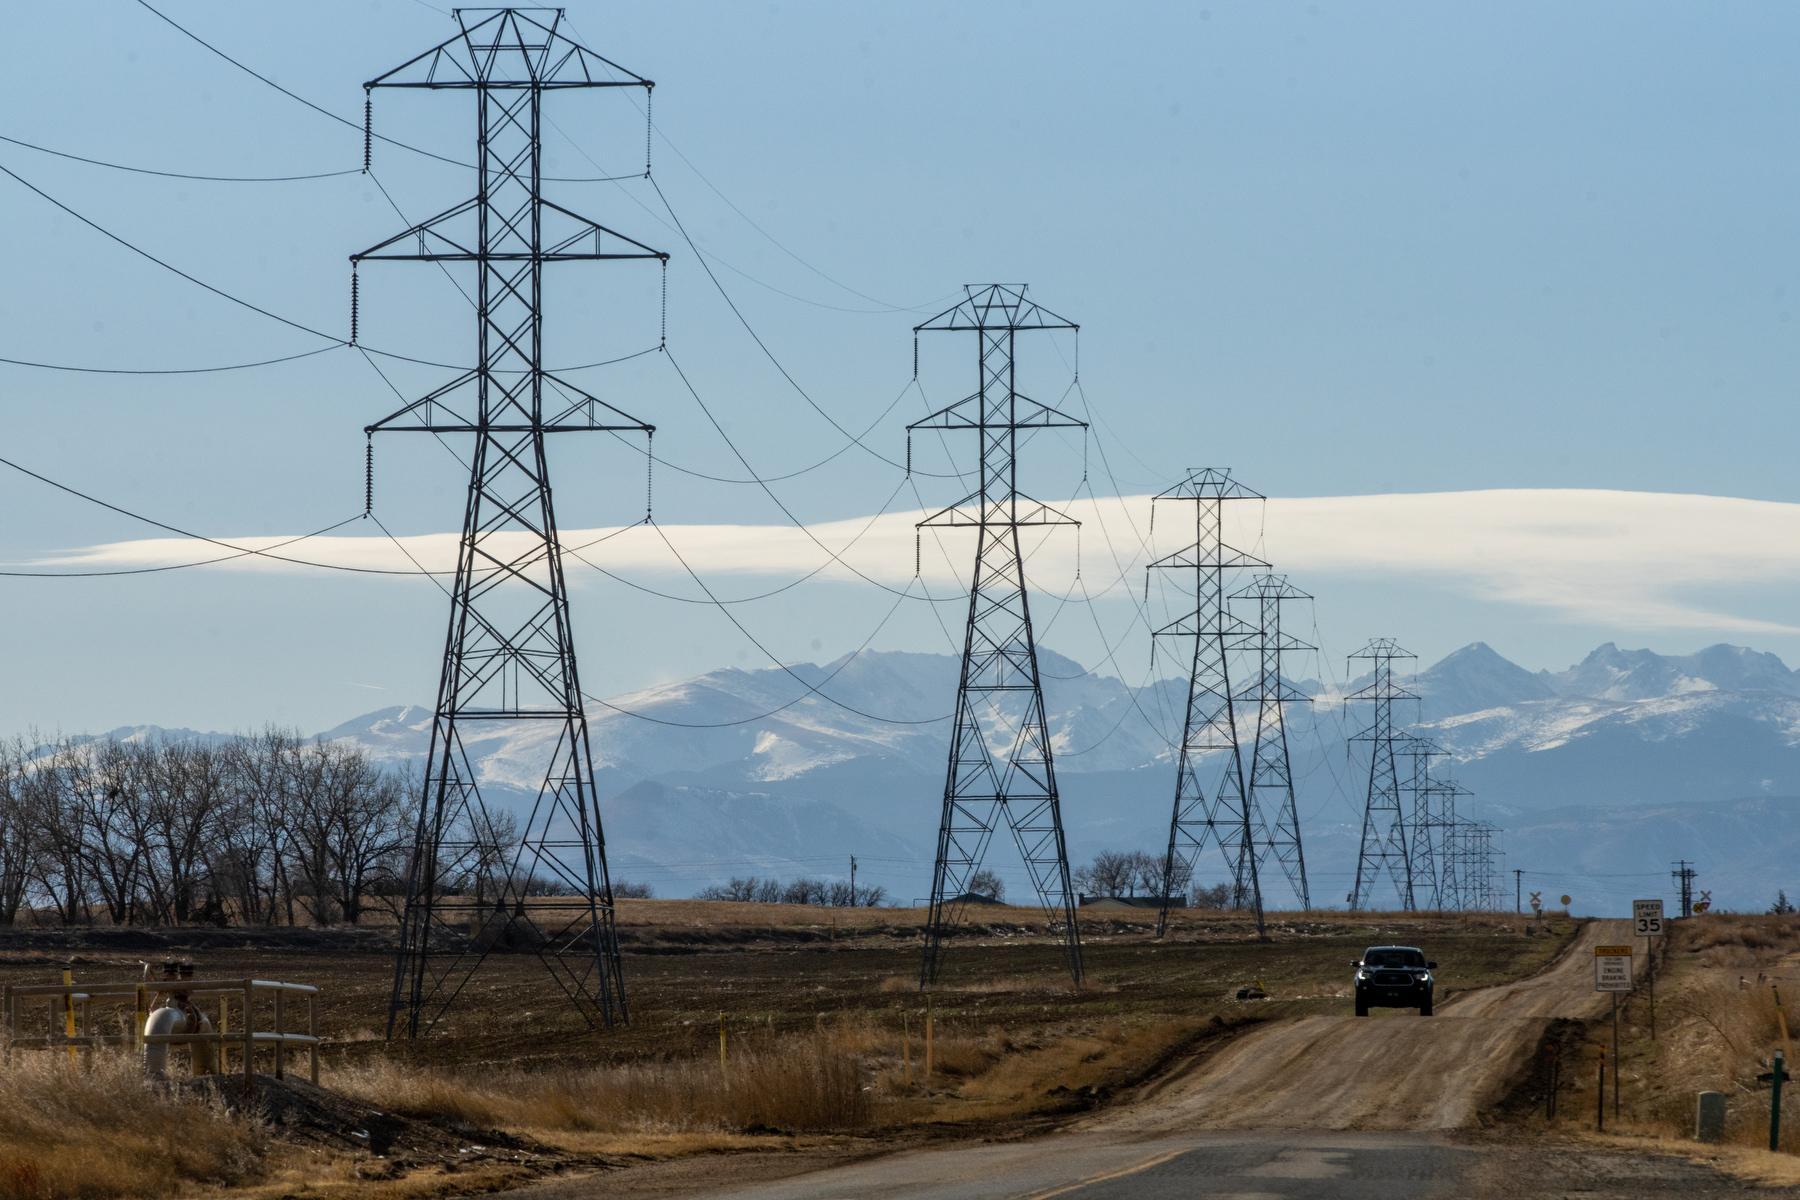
[[644, 86, 654, 177], [912, 335, 919, 380], [659, 258, 668, 348], [349, 267, 360, 345], [363, 433, 373, 517], [362, 92, 372, 173], [905, 432, 912, 478], [1075, 524, 1082, 581], [914, 530, 921, 578], [645, 430, 655, 521]]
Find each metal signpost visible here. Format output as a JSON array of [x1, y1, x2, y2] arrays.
[[1595, 944, 1633, 1120], [1634, 899, 1663, 1040]]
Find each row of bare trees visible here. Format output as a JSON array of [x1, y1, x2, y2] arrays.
[[0, 730, 413, 927], [696, 875, 888, 907], [1074, 850, 1233, 909]]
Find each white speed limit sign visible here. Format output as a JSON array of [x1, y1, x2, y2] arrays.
[[1633, 898, 1664, 936]]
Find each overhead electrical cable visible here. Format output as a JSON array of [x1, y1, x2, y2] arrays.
[[0, 344, 341, 376], [645, 518, 949, 726], [0, 131, 356, 182], [649, 176, 957, 479], [0, 512, 363, 578], [129, 0, 631, 184]]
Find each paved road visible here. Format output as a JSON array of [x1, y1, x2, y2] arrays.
[[633, 1131, 1768, 1199]]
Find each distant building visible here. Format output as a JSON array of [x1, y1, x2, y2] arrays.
[[1078, 894, 1182, 910]]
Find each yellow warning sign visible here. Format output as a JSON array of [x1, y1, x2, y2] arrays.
[[1594, 945, 1633, 956]]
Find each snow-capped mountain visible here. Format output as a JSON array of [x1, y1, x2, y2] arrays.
[[102, 639, 1800, 911]]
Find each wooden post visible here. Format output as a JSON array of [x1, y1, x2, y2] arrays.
[[241, 984, 253, 1088], [924, 994, 934, 1081], [308, 993, 319, 1086], [718, 1011, 728, 1076], [134, 984, 148, 1058], [60, 968, 76, 1065], [274, 989, 286, 1080], [219, 991, 231, 1074], [902, 1009, 912, 1084]]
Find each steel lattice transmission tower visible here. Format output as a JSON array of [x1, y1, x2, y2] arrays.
[[1151, 469, 1269, 937], [1347, 639, 1418, 911], [1400, 736, 1447, 911], [910, 285, 1087, 988], [355, 9, 666, 1037], [1230, 574, 1314, 910]]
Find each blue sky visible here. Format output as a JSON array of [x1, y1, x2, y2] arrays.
[[4, 1, 1800, 736]]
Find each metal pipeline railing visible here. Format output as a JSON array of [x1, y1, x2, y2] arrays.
[[3, 977, 322, 1087]]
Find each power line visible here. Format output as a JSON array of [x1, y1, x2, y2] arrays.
[[0, 131, 356, 183], [131, 0, 653, 185], [0, 344, 341, 376]]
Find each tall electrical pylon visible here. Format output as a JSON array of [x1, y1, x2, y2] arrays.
[[1348, 639, 1417, 912], [1400, 736, 1446, 910], [1230, 574, 1314, 910], [910, 285, 1087, 988], [355, 10, 665, 1037], [1152, 469, 1268, 938]]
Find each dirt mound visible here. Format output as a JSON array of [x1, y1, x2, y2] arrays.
[[187, 1074, 576, 1177]]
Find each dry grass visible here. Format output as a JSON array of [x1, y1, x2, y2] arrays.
[[334, 1030, 871, 1137], [1549, 914, 1800, 1158], [0, 1053, 269, 1200]]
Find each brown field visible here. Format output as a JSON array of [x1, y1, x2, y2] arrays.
[[0, 903, 1576, 1199]]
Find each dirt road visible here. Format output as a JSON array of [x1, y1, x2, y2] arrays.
[[1101, 919, 1626, 1133]]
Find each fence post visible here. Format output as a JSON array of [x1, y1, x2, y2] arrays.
[[241, 984, 253, 1089], [718, 1011, 727, 1077], [308, 993, 319, 1086], [1597, 1051, 1605, 1133], [1772, 1049, 1788, 1153], [924, 994, 934, 1082], [274, 989, 286, 1080], [60, 968, 76, 1065]]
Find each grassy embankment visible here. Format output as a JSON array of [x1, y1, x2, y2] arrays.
[[0, 902, 1574, 1198], [1514, 912, 1800, 1185]]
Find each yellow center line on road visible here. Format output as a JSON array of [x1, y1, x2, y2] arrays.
[[1019, 1146, 1190, 1200]]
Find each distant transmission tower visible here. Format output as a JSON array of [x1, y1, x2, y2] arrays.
[[910, 284, 1087, 988], [1348, 639, 1417, 911], [357, 10, 665, 1037], [1400, 736, 1446, 910], [1152, 469, 1268, 937], [1231, 574, 1313, 910]]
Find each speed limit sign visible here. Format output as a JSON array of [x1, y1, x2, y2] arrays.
[[1634, 898, 1664, 936]]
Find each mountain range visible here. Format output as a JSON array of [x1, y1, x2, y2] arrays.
[[274, 640, 1800, 914]]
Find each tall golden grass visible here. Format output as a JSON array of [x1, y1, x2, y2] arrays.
[[335, 1031, 870, 1135], [0, 1054, 268, 1200]]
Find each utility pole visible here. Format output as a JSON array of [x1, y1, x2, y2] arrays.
[[1348, 639, 1417, 911], [1150, 468, 1269, 939], [1515, 868, 1523, 915], [849, 856, 857, 906], [1231, 574, 1314, 910], [911, 285, 1086, 988], [1672, 860, 1696, 919], [358, 10, 665, 1037]]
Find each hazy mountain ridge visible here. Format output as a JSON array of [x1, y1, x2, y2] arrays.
[[84, 640, 1800, 910]]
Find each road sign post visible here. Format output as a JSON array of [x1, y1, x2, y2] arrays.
[[1635, 899, 1663, 1040], [1596, 944, 1633, 1120], [1760, 1050, 1790, 1151]]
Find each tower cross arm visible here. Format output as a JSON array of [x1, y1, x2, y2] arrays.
[[913, 284, 1077, 333], [917, 490, 1080, 529], [353, 199, 667, 264], [365, 371, 653, 436], [907, 392, 1086, 433], [365, 9, 653, 91]]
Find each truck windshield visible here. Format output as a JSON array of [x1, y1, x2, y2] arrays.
[[1364, 949, 1424, 968]]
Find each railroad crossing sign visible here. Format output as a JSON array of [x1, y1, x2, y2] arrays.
[[1634, 899, 1664, 936], [1530, 891, 1543, 918], [1694, 890, 1713, 914], [1595, 945, 1634, 992]]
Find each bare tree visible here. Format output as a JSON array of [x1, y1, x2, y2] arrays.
[[967, 867, 1005, 902], [0, 739, 39, 924]]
